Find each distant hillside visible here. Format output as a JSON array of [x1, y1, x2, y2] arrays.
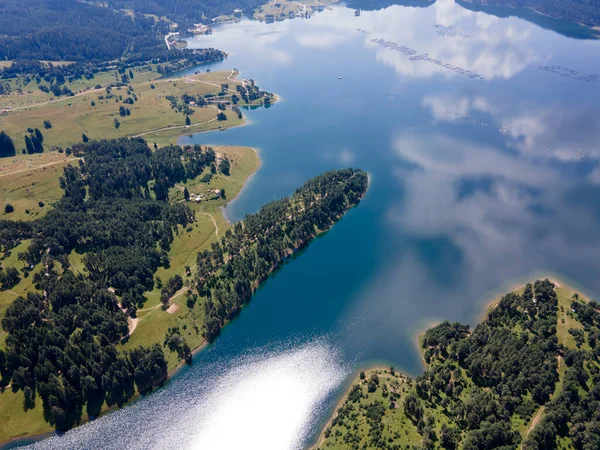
[[461, 0, 600, 28], [345, 0, 435, 12], [0, 0, 168, 62], [104, 0, 265, 24]]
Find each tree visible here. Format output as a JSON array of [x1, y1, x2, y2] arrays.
[[114, 118, 120, 129], [23, 386, 35, 410], [220, 158, 230, 176], [4, 204, 14, 214], [0, 131, 16, 157], [43, 120, 52, 129], [34, 128, 44, 144], [82, 133, 89, 143], [217, 112, 227, 121], [183, 187, 190, 201], [24, 135, 35, 154], [440, 423, 461, 449], [0, 266, 20, 289], [185, 115, 191, 126]]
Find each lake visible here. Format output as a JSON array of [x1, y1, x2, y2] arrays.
[[18, 0, 600, 448]]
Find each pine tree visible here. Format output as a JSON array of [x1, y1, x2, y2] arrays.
[[0, 131, 16, 157], [24, 135, 35, 154]]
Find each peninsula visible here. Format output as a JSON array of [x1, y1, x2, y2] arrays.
[[315, 279, 600, 449], [0, 132, 368, 443]]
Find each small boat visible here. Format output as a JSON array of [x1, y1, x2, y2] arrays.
[[338, 76, 342, 79]]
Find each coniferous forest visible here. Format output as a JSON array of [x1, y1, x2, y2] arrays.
[[0, 0, 227, 66], [196, 168, 369, 341], [318, 279, 600, 449], [0, 137, 368, 432]]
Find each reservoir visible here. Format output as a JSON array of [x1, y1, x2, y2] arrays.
[[18, 0, 600, 448]]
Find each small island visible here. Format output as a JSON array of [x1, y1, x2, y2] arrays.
[[315, 279, 600, 449]]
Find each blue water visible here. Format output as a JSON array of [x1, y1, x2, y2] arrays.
[[15, 0, 600, 448]]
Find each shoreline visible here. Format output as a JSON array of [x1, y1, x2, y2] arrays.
[[459, 0, 600, 36], [0, 67, 277, 446], [219, 146, 260, 225], [311, 274, 597, 449], [0, 144, 262, 449], [309, 364, 391, 450]]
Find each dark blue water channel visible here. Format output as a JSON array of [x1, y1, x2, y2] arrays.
[[18, 0, 600, 448]]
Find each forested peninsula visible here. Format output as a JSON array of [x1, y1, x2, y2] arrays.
[[316, 279, 600, 450], [0, 137, 368, 440]]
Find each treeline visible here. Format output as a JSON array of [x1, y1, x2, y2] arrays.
[[196, 168, 368, 341], [461, 0, 600, 28], [0, 139, 219, 431]]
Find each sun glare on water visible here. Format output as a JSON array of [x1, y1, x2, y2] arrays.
[[30, 340, 347, 450], [178, 342, 347, 450]]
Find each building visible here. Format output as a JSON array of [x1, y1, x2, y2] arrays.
[[189, 23, 212, 35]]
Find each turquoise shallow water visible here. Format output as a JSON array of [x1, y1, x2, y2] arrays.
[[11, 0, 600, 448]]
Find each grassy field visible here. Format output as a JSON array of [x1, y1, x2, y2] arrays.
[[0, 153, 75, 221], [0, 389, 52, 444], [121, 145, 260, 370], [0, 69, 259, 151], [314, 281, 595, 450], [1, 64, 156, 110]]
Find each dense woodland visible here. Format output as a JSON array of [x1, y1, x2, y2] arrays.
[[0, 138, 217, 430], [0, 0, 226, 75], [0, 137, 367, 433], [461, 0, 600, 28], [196, 168, 368, 341], [0, 0, 160, 62], [320, 279, 600, 449]]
